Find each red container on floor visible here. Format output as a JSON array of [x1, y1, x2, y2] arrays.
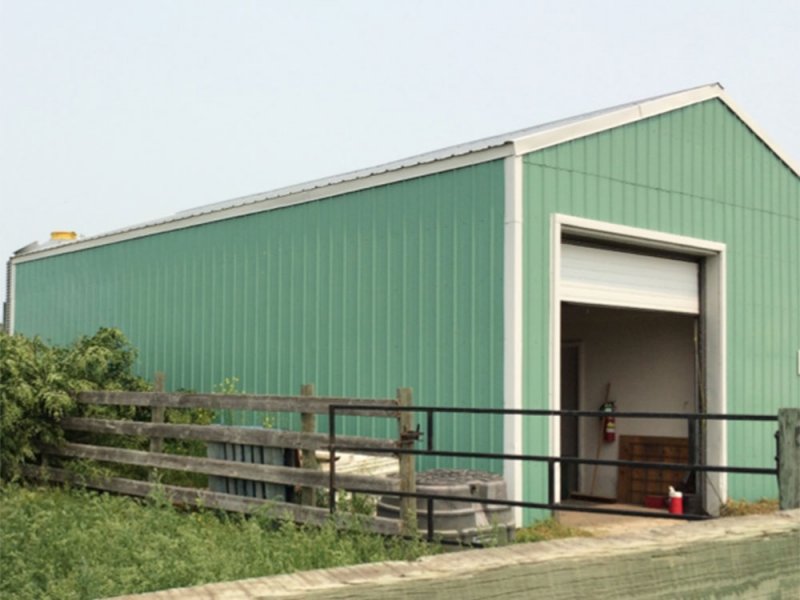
[[643, 495, 666, 509], [668, 495, 684, 515]]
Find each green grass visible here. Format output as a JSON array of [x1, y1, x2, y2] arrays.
[[720, 497, 779, 517], [0, 484, 437, 600], [513, 518, 592, 543]]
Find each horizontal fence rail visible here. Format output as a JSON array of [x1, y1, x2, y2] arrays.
[[329, 404, 780, 421], [327, 446, 778, 475], [61, 417, 397, 455], [28, 384, 416, 536], [328, 404, 782, 541], [21, 464, 402, 536], [44, 442, 400, 493], [77, 391, 400, 417], [321, 486, 707, 521], [30, 386, 789, 544]]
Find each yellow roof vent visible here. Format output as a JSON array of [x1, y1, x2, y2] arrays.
[[50, 231, 78, 241]]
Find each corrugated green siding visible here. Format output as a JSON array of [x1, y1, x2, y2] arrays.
[[14, 98, 799, 509], [14, 161, 506, 470], [522, 99, 800, 504]]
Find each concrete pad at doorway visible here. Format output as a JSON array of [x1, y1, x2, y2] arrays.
[[555, 500, 684, 536]]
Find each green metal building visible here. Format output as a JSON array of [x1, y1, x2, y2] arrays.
[[6, 84, 799, 521]]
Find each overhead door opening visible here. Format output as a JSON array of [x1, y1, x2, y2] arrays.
[[560, 304, 698, 503], [558, 240, 703, 507], [551, 215, 728, 516]]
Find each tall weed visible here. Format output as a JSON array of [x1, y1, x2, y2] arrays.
[[0, 484, 437, 600]]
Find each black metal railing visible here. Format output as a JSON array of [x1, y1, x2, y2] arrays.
[[327, 405, 779, 543]]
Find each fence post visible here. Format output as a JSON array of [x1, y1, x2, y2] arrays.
[[777, 408, 800, 510], [300, 383, 319, 506], [397, 387, 416, 536], [149, 372, 165, 453], [149, 372, 165, 481]]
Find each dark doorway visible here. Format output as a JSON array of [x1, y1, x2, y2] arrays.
[[560, 343, 580, 499]]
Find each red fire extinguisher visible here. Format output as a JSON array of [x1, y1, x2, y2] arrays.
[[601, 401, 616, 442]]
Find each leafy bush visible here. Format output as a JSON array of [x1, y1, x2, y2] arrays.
[[1, 334, 74, 481], [0, 328, 150, 482], [62, 327, 150, 393], [0, 484, 437, 599]]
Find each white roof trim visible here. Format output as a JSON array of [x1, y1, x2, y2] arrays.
[[716, 90, 800, 178], [511, 85, 722, 155], [12, 82, 798, 264], [13, 145, 513, 263]]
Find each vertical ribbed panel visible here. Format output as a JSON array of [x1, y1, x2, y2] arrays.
[[15, 99, 798, 505], [14, 161, 506, 471], [522, 99, 800, 503]]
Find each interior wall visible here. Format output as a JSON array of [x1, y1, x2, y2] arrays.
[[561, 304, 696, 499]]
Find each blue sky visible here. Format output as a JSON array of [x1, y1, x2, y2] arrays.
[[2, 0, 798, 308]]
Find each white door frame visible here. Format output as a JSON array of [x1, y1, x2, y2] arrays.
[[502, 156, 524, 525], [549, 214, 727, 514]]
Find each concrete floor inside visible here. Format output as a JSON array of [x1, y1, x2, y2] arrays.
[[555, 500, 684, 536]]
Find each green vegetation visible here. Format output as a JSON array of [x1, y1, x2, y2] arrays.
[[0, 330, 437, 598], [0, 328, 150, 482], [513, 518, 592, 543], [0, 484, 437, 600], [0, 328, 589, 599], [0, 327, 213, 486], [720, 498, 779, 517]]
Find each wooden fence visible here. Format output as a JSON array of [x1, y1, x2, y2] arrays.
[[25, 383, 417, 535]]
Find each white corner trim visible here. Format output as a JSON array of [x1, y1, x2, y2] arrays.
[[503, 155, 524, 525], [513, 86, 723, 157], [704, 250, 728, 513], [549, 215, 563, 502]]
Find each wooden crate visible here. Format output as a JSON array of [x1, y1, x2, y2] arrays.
[[617, 435, 688, 506]]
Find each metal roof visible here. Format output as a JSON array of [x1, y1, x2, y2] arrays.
[[13, 82, 798, 262], [172, 84, 728, 218]]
